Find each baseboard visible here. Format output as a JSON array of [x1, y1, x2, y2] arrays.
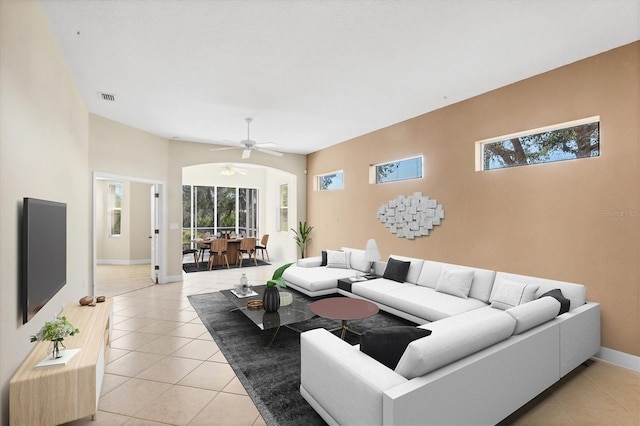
[[163, 274, 183, 283], [97, 259, 151, 265], [594, 346, 640, 372]]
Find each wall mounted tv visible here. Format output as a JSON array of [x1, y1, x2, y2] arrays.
[[22, 198, 67, 324]]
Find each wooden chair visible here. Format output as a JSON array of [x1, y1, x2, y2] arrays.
[[183, 246, 199, 269], [237, 237, 257, 268], [255, 234, 270, 261], [208, 238, 230, 270]]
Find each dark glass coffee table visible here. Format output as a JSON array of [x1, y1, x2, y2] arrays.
[[220, 285, 315, 346]]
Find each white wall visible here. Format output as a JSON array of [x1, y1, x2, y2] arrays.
[[0, 1, 90, 423]]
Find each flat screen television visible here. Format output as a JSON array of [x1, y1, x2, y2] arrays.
[[22, 197, 67, 324]]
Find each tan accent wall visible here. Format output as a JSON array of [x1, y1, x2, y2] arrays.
[[307, 42, 640, 357]]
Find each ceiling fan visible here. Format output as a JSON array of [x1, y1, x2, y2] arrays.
[[210, 118, 284, 159], [219, 164, 248, 176]]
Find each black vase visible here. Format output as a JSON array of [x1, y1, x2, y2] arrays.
[[263, 286, 280, 312]]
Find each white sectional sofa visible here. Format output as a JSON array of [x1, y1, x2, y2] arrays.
[[285, 248, 601, 425]]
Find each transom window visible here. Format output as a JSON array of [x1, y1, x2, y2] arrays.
[[371, 155, 423, 184], [477, 117, 600, 171], [316, 171, 344, 191]]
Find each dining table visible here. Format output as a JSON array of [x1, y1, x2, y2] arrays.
[[191, 238, 244, 267]]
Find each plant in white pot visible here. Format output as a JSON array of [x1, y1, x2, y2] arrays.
[[263, 263, 293, 312]]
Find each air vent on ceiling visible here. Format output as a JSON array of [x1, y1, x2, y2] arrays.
[[99, 92, 116, 101]]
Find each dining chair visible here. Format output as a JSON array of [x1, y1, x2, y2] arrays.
[[237, 237, 257, 268], [208, 238, 229, 270], [255, 234, 270, 262], [183, 245, 199, 269]]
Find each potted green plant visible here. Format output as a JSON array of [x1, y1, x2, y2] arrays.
[[292, 220, 313, 258], [30, 316, 79, 359], [263, 262, 293, 312]]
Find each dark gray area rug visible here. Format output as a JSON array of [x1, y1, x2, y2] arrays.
[[182, 259, 270, 273], [188, 290, 414, 426]]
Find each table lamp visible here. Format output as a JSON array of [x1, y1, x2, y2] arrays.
[[364, 239, 381, 275]]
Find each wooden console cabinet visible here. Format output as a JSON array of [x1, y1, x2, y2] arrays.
[[10, 299, 113, 425]]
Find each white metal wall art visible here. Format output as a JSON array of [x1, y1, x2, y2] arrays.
[[377, 192, 445, 239]]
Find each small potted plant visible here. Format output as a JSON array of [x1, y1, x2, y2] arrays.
[[30, 316, 79, 359], [263, 263, 293, 312]]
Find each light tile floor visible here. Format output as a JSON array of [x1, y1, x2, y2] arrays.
[[64, 263, 639, 425]]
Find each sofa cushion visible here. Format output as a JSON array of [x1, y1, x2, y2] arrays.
[[489, 278, 539, 310], [283, 265, 356, 293], [383, 258, 411, 283], [506, 297, 561, 334], [538, 289, 570, 315], [395, 311, 516, 379], [494, 271, 586, 311], [347, 249, 371, 273], [435, 267, 474, 299], [360, 327, 432, 370], [320, 250, 327, 266], [326, 250, 350, 269], [417, 261, 496, 303], [357, 284, 487, 322], [387, 255, 424, 284]]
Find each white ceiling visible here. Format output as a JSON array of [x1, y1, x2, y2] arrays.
[[39, 0, 639, 156]]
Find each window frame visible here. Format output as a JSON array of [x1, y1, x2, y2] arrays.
[[315, 170, 344, 191], [475, 116, 600, 171], [370, 155, 423, 184], [278, 183, 288, 232], [107, 182, 122, 237]]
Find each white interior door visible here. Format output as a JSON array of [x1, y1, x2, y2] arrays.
[[150, 184, 160, 283]]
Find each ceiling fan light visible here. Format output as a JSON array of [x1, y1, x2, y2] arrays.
[[220, 166, 235, 176]]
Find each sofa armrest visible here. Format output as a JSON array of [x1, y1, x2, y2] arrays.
[[559, 302, 600, 376], [297, 256, 322, 267], [300, 328, 407, 426]]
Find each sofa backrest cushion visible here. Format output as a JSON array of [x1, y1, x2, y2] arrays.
[[383, 257, 411, 282], [417, 261, 496, 303], [344, 248, 371, 273], [388, 255, 424, 284], [435, 267, 474, 299], [494, 272, 587, 311], [360, 326, 432, 370], [395, 312, 516, 379], [489, 278, 539, 310], [506, 297, 561, 334]]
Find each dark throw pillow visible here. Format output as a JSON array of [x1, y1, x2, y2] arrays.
[[382, 257, 411, 283], [538, 289, 570, 315], [320, 250, 327, 267], [360, 326, 432, 370]]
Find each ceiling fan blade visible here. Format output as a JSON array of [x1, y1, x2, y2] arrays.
[[256, 147, 284, 157], [209, 146, 237, 152], [242, 149, 251, 159], [232, 167, 248, 175], [255, 142, 277, 148]]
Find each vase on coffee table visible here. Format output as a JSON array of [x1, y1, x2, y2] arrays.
[[263, 286, 280, 312]]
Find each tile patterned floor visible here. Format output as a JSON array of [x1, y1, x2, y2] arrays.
[[63, 263, 639, 425]]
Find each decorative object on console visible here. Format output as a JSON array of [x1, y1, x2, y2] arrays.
[[364, 239, 381, 274], [376, 192, 444, 239], [30, 316, 79, 360], [263, 262, 293, 312]]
